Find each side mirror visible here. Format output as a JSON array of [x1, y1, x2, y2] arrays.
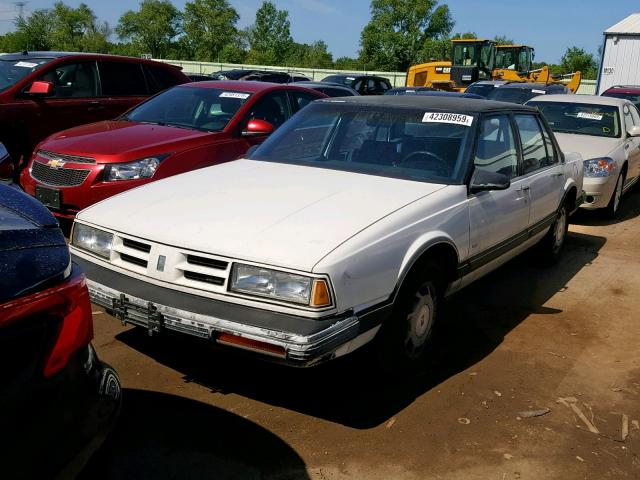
[[628, 125, 640, 137], [242, 119, 275, 137], [0, 143, 15, 183], [469, 168, 511, 194], [26, 80, 55, 97]]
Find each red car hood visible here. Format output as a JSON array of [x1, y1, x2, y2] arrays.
[[39, 121, 218, 163]]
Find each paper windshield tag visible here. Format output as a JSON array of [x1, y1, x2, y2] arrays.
[[577, 112, 604, 121], [220, 92, 250, 99], [422, 112, 474, 127], [531, 89, 546, 94], [14, 61, 38, 68]]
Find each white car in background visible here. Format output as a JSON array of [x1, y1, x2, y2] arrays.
[[69, 96, 583, 370], [527, 95, 640, 217]]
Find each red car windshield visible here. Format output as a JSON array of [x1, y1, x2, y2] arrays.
[[0, 57, 52, 93], [123, 86, 252, 132]]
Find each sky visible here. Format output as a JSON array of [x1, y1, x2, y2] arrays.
[[0, 0, 636, 65]]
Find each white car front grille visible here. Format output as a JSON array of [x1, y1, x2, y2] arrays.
[[108, 233, 232, 295]]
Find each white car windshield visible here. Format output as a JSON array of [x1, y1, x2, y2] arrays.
[[249, 103, 474, 184], [528, 101, 621, 138]]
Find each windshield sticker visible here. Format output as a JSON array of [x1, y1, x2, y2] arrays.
[[531, 89, 546, 94], [422, 112, 474, 127], [220, 92, 250, 99], [14, 61, 38, 68], [577, 112, 604, 121], [346, 77, 355, 80]]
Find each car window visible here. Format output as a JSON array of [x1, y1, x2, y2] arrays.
[[245, 91, 290, 128], [123, 86, 250, 132], [602, 91, 640, 110], [249, 102, 474, 184], [527, 101, 621, 138], [38, 61, 98, 98], [99, 61, 147, 96], [474, 115, 519, 179], [515, 114, 553, 174], [143, 64, 181, 94], [353, 79, 363, 93], [0, 57, 52, 93], [623, 105, 635, 132], [377, 79, 391, 92], [289, 90, 319, 111], [630, 104, 640, 125]]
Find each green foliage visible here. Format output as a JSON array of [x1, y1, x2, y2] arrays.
[[560, 46, 598, 79], [334, 57, 364, 71], [285, 41, 333, 69], [116, 0, 182, 58], [493, 35, 514, 45], [12, 9, 54, 51], [183, 0, 239, 62], [246, 1, 293, 65], [451, 32, 477, 40], [50, 2, 110, 52], [360, 0, 454, 71]]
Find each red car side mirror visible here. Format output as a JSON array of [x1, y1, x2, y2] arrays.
[[242, 119, 275, 137], [26, 81, 55, 97]]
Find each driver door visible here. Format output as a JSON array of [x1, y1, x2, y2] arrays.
[[465, 114, 530, 285]]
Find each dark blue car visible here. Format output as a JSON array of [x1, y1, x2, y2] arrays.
[[384, 87, 485, 99], [0, 179, 121, 478]]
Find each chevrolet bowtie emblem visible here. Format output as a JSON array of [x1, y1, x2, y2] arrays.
[[46, 159, 66, 169]]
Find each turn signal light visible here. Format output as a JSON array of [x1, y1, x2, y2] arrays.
[[216, 333, 286, 358], [310, 279, 331, 307]]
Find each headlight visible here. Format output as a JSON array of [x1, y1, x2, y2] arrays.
[[583, 157, 616, 177], [230, 263, 331, 307], [72, 223, 113, 259], [103, 154, 168, 181]]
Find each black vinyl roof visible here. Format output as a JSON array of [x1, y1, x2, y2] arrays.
[[318, 94, 537, 113]]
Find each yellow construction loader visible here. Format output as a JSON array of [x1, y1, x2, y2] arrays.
[[407, 40, 582, 93]]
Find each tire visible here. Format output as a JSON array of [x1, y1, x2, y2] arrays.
[[605, 170, 625, 219], [538, 201, 569, 265], [377, 261, 442, 372]]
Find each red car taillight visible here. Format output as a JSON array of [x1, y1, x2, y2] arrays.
[[0, 270, 94, 377]]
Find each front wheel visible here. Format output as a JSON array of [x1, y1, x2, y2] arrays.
[[377, 262, 441, 372], [537, 202, 569, 265], [605, 171, 625, 219]]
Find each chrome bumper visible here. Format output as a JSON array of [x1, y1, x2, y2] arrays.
[[87, 279, 366, 367]]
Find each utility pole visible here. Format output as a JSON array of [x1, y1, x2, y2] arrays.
[[13, 1, 27, 20]]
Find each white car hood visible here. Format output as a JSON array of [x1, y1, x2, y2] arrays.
[[79, 159, 446, 271], [554, 132, 620, 159]]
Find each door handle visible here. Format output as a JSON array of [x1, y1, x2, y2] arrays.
[[551, 173, 564, 177], [521, 185, 531, 191]]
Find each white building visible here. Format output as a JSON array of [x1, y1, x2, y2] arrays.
[[597, 13, 640, 94]]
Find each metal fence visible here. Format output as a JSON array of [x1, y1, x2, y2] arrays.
[[157, 59, 408, 87], [158, 58, 598, 94]]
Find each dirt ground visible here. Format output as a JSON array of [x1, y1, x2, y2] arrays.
[[80, 190, 640, 480]]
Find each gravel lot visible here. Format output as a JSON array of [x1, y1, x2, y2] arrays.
[[80, 190, 640, 480]]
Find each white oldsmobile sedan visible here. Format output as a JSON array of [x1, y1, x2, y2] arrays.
[[70, 96, 583, 370], [527, 95, 640, 217]]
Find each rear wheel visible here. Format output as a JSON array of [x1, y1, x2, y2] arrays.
[[377, 261, 442, 372], [605, 171, 625, 219]]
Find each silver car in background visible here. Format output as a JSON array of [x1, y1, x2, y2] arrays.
[[527, 95, 640, 217]]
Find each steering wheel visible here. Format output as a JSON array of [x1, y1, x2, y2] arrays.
[[396, 151, 449, 176]]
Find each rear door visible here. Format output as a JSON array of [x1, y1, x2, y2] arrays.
[[514, 113, 564, 229], [467, 114, 530, 282], [98, 60, 149, 119], [623, 103, 640, 181]]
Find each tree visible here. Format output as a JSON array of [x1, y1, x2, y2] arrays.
[[334, 56, 364, 71], [286, 40, 333, 68], [50, 2, 110, 52], [116, 0, 182, 58], [451, 32, 477, 40], [560, 46, 597, 79], [359, 0, 454, 71], [183, 0, 239, 62], [12, 9, 54, 51], [246, 1, 293, 65], [493, 35, 514, 45]]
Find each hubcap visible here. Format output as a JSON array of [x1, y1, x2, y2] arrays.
[[404, 285, 435, 359], [553, 208, 567, 252]]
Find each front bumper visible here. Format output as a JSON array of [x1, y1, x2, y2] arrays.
[[76, 256, 385, 367], [580, 175, 618, 210]]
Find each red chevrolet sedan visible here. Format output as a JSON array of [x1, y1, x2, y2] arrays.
[[20, 81, 326, 218]]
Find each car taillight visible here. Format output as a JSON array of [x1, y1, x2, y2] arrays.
[[0, 269, 94, 377]]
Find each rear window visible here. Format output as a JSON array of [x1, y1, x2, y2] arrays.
[[487, 87, 543, 104], [144, 64, 182, 93], [602, 91, 640, 109], [99, 61, 148, 96], [465, 84, 496, 98]]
